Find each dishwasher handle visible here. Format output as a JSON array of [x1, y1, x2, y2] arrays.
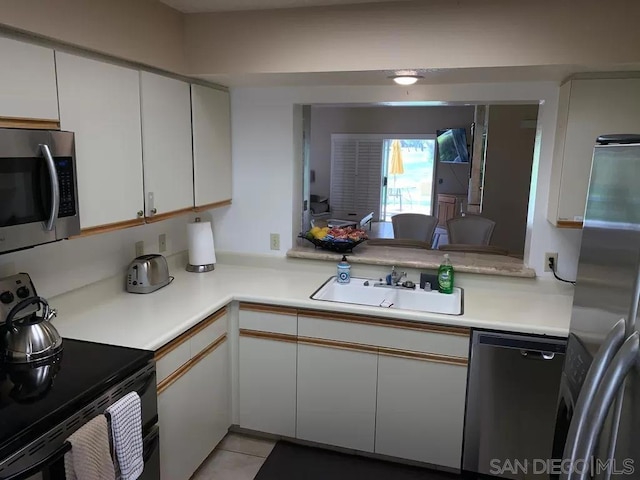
[[474, 331, 567, 354], [520, 350, 556, 360]]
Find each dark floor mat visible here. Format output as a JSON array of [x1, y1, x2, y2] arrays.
[[254, 441, 461, 480]]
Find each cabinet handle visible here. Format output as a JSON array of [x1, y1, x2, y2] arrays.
[[137, 210, 144, 218], [150, 208, 157, 215]]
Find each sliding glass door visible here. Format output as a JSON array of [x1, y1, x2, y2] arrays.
[[380, 138, 436, 222]]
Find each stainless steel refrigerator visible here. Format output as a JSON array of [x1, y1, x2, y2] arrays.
[[553, 134, 640, 480]]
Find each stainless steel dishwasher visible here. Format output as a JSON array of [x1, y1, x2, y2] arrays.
[[463, 330, 566, 480]]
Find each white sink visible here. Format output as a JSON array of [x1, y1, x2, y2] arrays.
[[311, 277, 463, 316]]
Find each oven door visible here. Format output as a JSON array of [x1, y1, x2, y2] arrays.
[[0, 128, 79, 254]]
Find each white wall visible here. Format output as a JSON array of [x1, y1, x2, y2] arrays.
[[0, 216, 195, 299], [217, 82, 582, 279], [309, 106, 473, 199], [0, 0, 186, 74], [185, 0, 640, 75]]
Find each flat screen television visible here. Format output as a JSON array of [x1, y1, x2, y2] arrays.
[[436, 128, 470, 163]]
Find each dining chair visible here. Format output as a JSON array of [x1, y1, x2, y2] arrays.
[[391, 213, 438, 244], [446, 215, 496, 245]]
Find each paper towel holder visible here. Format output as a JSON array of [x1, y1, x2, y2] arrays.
[[186, 217, 215, 273]]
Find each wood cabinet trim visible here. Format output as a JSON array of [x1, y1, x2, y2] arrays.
[[157, 333, 226, 394], [194, 199, 232, 212], [0, 116, 60, 130], [299, 310, 470, 337], [72, 218, 145, 238], [155, 307, 227, 361], [556, 220, 583, 229], [239, 329, 298, 344], [378, 346, 468, 367], [146, 206, 193, 223], [297, 335, 379, 355], [239, 303, 298, 317]]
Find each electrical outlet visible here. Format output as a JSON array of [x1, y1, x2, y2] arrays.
[[135, 241, 144, 258], [545, 252, 558, 272], [158, 234, 167, 253], [270, 233, 280, 251]]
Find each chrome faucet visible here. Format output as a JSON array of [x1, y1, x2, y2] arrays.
[[389, 266, 407, 286]]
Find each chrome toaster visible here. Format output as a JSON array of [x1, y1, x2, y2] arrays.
[[126, 254, 171, 294]]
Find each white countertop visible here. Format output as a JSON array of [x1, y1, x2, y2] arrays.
[[51, 260, 573, 351]]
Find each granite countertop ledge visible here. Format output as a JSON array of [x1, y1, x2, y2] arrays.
[[287, 245, 536, 278]]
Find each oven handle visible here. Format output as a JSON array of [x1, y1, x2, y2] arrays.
[[6, 442, 70, 480], [136, 367, 156, 397], [143, 425, 160, 463], [40, 144, 59, 232]]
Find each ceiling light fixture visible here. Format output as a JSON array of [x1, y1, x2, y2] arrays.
[[391, 74, 423, 86]]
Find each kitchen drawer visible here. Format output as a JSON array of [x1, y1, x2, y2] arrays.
[[155, 307, 228, 383], [297, 312, 469, 358], [191, 310, 227, 356], [156, 340, 190, 384], [239, 303, 297, 335]]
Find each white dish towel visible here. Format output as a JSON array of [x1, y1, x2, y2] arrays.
[[105, 392, 144, 480], [64, 415, 116, 480]]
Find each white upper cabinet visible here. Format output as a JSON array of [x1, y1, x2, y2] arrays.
[[548, 78, 640, 227], [0, 36, 58, 120], [140, 72, 194, 218], [56, 52, 144, 229], [191, 84, 232, 207]]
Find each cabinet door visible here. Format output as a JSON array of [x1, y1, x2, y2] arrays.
[[297, 343, 378, 452], [191, 85, 232, 208], [239, 335, 296, 436], [553, 79, 640, 224], [158, 369, 193, 480], [56, 52, 144, 229], [0, 37, 58, 120], [159, 339, 229, 480], [188, 340, 230, 468], [140, 72, 194, 217], [375, 354, 467, 469]]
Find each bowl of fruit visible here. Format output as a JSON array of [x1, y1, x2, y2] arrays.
[[300, 225, 369, 253]]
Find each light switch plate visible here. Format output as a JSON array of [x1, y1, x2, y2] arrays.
[[270, 233, 280, 251], [135, 241, 144, 258], [159, 234, 167, 253]]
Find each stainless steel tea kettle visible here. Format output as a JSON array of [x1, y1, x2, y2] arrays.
[[1, 297, 63, 363]]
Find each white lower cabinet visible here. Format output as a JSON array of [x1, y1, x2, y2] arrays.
[[159, 339, 229, 480], [158, 369, 192, 480], [157, 310, 229, 480], [188, 341, 230, 466], [296, 343, 378, 452], [375, 354, 468, 469], [239, 336, 297, 436]]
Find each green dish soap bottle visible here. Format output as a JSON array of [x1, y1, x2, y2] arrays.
[[438, 254, 454, 294]]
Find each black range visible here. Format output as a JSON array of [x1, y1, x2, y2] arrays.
[[0, 338, 158, 480]]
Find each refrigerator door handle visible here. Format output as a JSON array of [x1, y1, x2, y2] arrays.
[[560, 319, 626, 479], [563, 331, 640, 480]]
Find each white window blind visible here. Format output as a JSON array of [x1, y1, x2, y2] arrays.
[[330, 136, 383, 220]]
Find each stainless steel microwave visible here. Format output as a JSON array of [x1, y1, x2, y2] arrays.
[[0, 128, 80, 254]]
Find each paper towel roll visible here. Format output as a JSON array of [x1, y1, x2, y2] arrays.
[[187, 220, 216, 267]]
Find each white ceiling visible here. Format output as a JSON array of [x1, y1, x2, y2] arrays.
[[197, 65, 640, 88], [160, 0, 411, 13]]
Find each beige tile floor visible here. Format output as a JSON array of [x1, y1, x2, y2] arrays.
[[192, 433, 276, 480]]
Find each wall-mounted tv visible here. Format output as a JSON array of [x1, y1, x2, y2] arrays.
[[436, 128, 470, 163]]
